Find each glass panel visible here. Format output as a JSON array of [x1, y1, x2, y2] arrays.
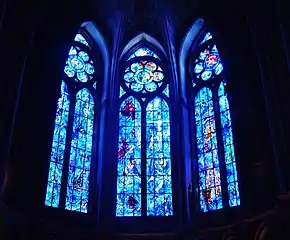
[[64, 46, 95, 83], [74, 33, 89, 46], [162, 85, 169, 97], [200, 32, 213, 45], [195, 87, 223, 212], [193, 45, 223, 81], [192, 32, 223, 83], [218, 82, 240, 207], [146, 97, 173, 216], [124, 60, 164, 93], [65, 88, 94, 213], [119, 86, 126, 98], [116, 97, 142, 216], [45, 81, 70, 208], [128, 47, 160, 60]]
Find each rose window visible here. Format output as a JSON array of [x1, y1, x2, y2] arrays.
[[64, 45, 95, 83], [123, 60, 164, 93], [193, 42, 224, 81]]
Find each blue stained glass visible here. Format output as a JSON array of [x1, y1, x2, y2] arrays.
[[117, 46, 172, 217], [85, 63, 95, 75], [45, 81, 70, 208], [116, 97, 142, 216], [79, 51, 89, 61], [119, 86, 126, 98], [64, 35, 95, 83], [124, 60, 163, 93], [146, 97, 173, 216], [193, 33, 223, 82], [74, 33, 89, 46], [218, 82, 240, 207], [65, 88, 94, 213], [162, 85, 169, 97], [200, 32, 213, 45], [128, 47, 160, 60], [195, 87, 223, 212]]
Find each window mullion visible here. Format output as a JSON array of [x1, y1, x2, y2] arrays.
[[141, 102, 147, 216]]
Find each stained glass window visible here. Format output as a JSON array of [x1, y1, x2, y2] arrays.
[[218, 82, 240, 207], [45, 81, 70, 207], [45, 30, 98, 213], [116, 97, 142, 216], [146, 97, 173, 216], [190, 32, 240, 212], [195, 88, 222, 212], [116, 46, 173, 216], [65, 89, 95, 213], [124, 61, 164, 93], [193, 41, 223, 81]]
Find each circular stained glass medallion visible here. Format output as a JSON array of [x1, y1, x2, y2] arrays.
[[192, 42, 223, 82], [69, 56, 84, 71], [135, 69, 153, 84], [64, 43, 95, 83], [124, 60, 164, 93]]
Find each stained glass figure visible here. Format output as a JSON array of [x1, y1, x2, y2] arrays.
[[195, 87, 222, 212], [45, 31, 97, 213], [146, 97, 173, 216], [124, 60, 164, 93], [218, 82, 240, 207], [116, 97, 142, 216], [45, 81, 70, 207], [190, 31, 240, 212]]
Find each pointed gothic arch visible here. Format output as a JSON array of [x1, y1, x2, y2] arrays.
[[180, 20, 240, 212], [44, 22, 108, 213], [120, 32, 167, 61], [116, 35, 173, 217]]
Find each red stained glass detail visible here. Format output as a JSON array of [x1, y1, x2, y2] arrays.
[[121, 99, 136, 120], [117, 139, 129, 158], [128, 196, 138, 208], [203, 189, 212, 204], [204, 49, 218, 66]]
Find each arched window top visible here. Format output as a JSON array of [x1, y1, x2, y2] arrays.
[[64, 35, 95, 83], [116, 35, 173, 217], [180, 18, 204, 69], [121, 42, 167, 97], [190, 32, 224, 82], [81, 21, 109, 66], [120, 33, 167, 61], [180, 20, 240, 212], [128, 47, 160, 60], [45, 23, 106, 214], [81, 21, 109, 98], [74, 33, 89, 46]]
